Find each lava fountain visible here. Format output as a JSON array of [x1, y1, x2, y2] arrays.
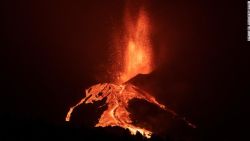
[[65, 6, 195, 138], [118, 7, 153, 83]]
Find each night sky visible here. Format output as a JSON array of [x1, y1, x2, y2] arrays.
[[1, 0, 249, 141]]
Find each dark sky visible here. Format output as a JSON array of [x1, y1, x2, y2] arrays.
[[1, 0, 249, 141]]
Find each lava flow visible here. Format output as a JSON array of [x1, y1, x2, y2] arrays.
[[66, 7, 195, 138]]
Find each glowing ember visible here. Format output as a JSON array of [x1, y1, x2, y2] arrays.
[[65, 6, 195, 138]]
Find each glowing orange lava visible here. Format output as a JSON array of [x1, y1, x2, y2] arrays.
[[118, 8, 153, 83], [66, 83, 167, 138], [65, 6, 195, 139]]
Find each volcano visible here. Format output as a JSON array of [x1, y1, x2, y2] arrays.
[[65, 4, 195, 138]]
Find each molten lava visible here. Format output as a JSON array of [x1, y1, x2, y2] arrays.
[[65, 6, 195, 138], [66, 83, 167, 138], [118, 8, 153, 83]]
